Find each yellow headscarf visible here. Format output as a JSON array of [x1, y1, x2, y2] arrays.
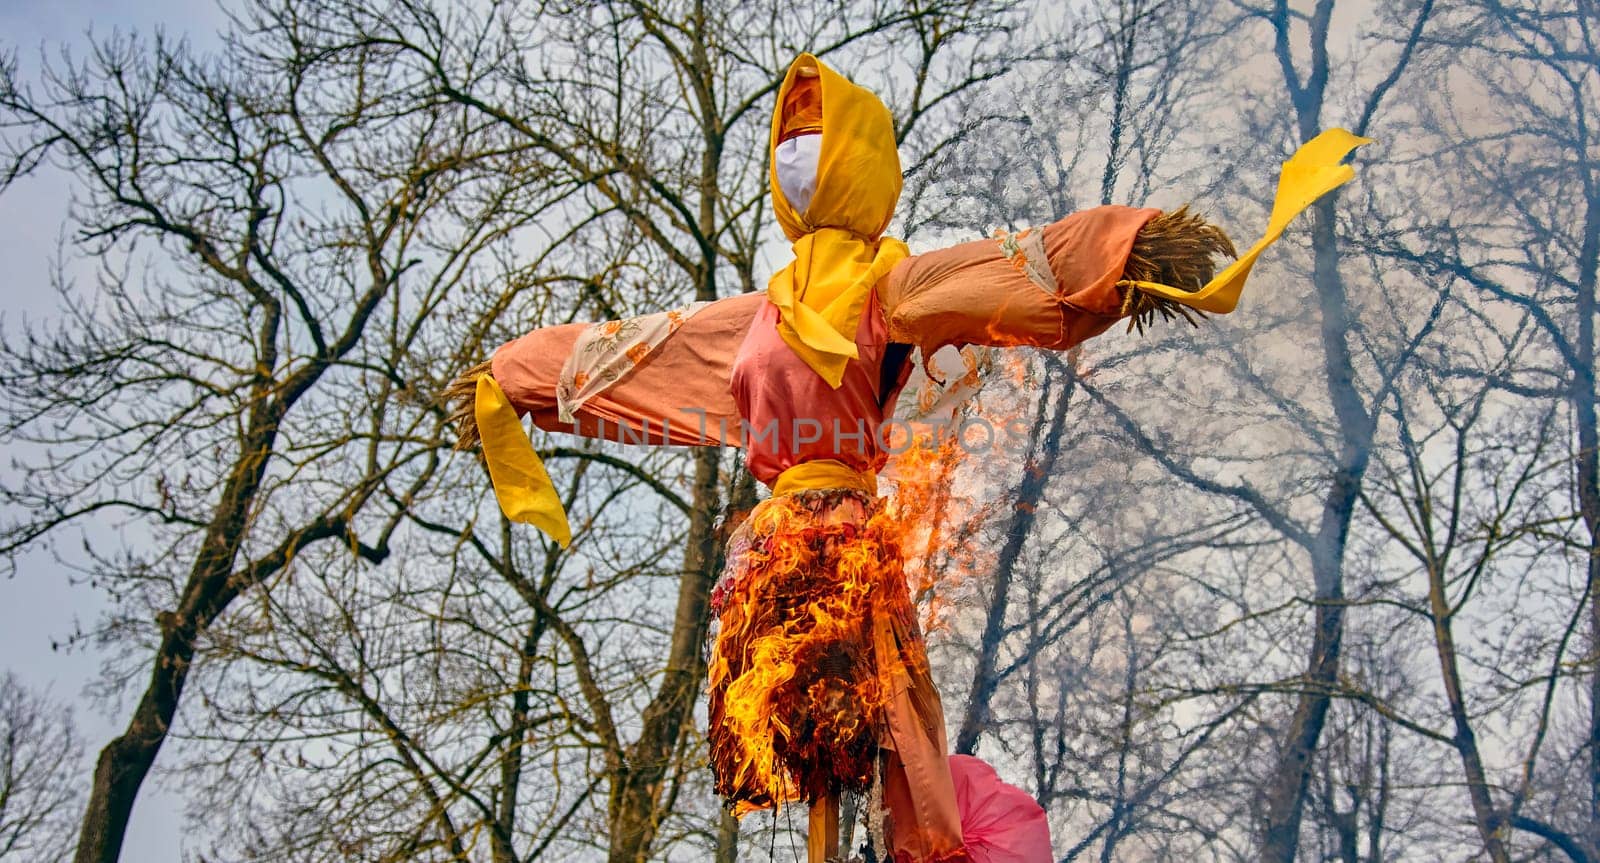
[[767, 54, 910, 388]]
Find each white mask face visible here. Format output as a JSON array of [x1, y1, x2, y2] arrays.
[[775, 133, 822, 213]]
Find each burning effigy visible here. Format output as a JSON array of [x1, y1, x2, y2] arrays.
[[448, 53, 1367, 863]]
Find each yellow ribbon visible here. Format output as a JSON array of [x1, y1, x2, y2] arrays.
[[771, 459, 878, 496], [474, 375, 572, 548], [1122, 127, 1374, 313]]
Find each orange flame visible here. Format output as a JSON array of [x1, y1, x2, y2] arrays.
[[883, 353, 1028, 632], [708, 491, 915, 814], [883, 429, 969, 633], [706, 356, 1031, 817]]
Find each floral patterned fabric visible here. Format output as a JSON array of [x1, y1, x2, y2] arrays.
[[990, 227, 1059, 298], [908, 345, 993, 421], [555, 302, 711, 423]]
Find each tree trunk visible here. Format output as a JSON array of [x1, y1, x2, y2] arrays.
[[74, 673, 181, 863], [1258, 193, 1370, 863], [494, 616, 549, 863], [1257, 576, 1343, 863], [955, 370, 1074, 755], [1575, 194, 1600, 856], [606, 448, 724, 863], [74, 402, 286, 863], [1423, 541, 1511, 861]]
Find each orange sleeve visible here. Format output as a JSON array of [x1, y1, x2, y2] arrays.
[[490, 293, 762, 447], [878, 205, 1158, 353]]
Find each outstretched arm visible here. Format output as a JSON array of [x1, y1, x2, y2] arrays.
[[878, 206, 1233, 355], [449, 293, 760, 450], [444, 293, 759, 547], [881, 128, 1373, 356]]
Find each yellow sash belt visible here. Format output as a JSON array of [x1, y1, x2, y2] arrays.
[[771, 459, 878, 497]]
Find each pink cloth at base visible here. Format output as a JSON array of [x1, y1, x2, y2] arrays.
[[950, 755, 1053, 863]]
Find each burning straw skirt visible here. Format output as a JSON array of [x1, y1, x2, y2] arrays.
[[707, 488, 969, 860]]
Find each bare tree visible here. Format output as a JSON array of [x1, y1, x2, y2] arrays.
[[0, 673, 84, 863], [1359, 2, 1600, 858], [13, 0, 1595, 860], [918, 0, 1447, 856], [1242, 3, 1440, 857], [887, 0, 1230, 758], [0, 22, 467, 861], [1053, 1, 1443, 858], [1, 1, 1022, 861], [1361, 371, 1592, 860]]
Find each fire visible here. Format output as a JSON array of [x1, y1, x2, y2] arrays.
[[883, 354, 1027, 633], [707, 440, 1003, 817], [705, 354, 1028, 818], [708, 490, 916, 814], [883, 428, 969, 632]]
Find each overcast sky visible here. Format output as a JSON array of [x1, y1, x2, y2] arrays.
[[2, 3, 228, 858]]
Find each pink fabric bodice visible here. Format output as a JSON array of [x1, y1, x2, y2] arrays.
[[730, 292, 910, 487]]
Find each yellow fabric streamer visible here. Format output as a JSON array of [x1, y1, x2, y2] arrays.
[[474, 374, 572, 548], [767, 54, 910, 388], [1123, 127, 1374, 314], [772, 459, 878, 496]]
